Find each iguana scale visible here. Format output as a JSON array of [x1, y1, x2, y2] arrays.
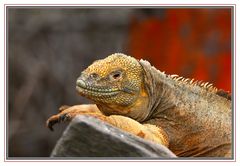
[[47, 53, 232, 157]]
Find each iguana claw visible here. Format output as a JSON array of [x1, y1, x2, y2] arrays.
[[46, 115, 58, 131], [46, 113, 70, 131]]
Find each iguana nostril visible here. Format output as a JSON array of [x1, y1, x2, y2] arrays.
[[90, 73, 99, 79]]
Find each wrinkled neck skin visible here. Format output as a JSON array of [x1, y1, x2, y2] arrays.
[[136, 60, 176, 121]]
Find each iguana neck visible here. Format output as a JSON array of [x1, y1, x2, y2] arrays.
[[138, 60, 177, 120]]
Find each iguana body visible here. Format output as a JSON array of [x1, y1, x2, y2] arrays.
[[47, 53, 232, 157]]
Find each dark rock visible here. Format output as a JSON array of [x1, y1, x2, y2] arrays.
[[51, 116, 176, 158]]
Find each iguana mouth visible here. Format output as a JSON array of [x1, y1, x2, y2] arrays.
[[76, 79, 120, 97]]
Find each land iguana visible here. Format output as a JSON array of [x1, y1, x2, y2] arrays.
[[46, 53, 232, 157]]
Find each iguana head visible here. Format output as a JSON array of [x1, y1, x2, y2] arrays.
[[76, 53, 149, 119]]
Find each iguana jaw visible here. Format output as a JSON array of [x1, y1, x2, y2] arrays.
[[76, 79, 120, 98], [76, 74, 140, 106]]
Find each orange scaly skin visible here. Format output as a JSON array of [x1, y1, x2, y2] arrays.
[[47, 53, 232, 157]]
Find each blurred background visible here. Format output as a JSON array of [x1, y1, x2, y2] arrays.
[[7, 7, 232, 157]]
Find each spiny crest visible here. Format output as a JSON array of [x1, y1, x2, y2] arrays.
[[169, 74, 218, 92]]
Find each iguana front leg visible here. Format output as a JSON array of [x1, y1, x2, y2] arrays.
[[46, 104, 169, 147], [46, 104, 104, 131]]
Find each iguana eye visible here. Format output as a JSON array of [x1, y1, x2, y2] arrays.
[[110, 71, 122, 80], [113, 73, 121, 79]]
